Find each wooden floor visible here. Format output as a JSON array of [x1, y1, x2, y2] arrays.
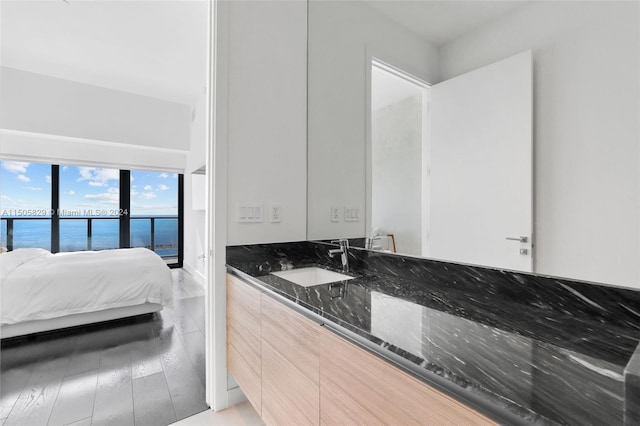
[[0, 269, 207, 426]]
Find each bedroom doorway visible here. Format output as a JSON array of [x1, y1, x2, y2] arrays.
[[0, 0, 211, 424]]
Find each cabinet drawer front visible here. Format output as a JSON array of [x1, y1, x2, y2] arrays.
[[227, 325, 260, 376], [261, 295, 320, 382], [227, 275, 262, 371], [261, 295, 320, 425], [262, 340, 319, 426], [228, 343, 262, 414], [319, 328, 496, 426], [227, 274, 261, 328]]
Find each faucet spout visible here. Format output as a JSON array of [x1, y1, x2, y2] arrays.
[[328, 239, 350, 272]]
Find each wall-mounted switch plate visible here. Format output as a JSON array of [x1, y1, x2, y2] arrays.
[[330, 206, 340, 222], [237, 204, 264, 223], [344, 206, 360, 222], [237, 204, 247, 222], [254, 205, 263, 222], [270, 204, 281, 223]]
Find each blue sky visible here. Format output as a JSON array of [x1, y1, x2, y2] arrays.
[[0, 160, 178, 216], [0, 161, 51, 213]]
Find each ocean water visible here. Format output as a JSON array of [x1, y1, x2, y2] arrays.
[[0, 217, 178, 257]]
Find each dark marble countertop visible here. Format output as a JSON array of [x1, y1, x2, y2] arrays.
[[226, 241, 640, 425]]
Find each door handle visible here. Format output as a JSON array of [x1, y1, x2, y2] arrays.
[[506, 236, 528, 243]]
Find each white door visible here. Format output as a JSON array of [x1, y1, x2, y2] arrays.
[[427, 51, 532, 272]]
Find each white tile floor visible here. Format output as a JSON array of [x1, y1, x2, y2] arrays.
[[169, 402, 263, 426]]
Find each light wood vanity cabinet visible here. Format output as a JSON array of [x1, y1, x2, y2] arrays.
[[227, 273, 320, 425], [318, 327, 496, 426], [226, 273, 496, 426], [226, 274, 262, 413]]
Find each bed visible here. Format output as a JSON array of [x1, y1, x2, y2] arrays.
[[0, 247, 173, 339]]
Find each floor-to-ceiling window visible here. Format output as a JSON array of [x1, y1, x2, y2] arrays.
[[0, 160, 183, 267]]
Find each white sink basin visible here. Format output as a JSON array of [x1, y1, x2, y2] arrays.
[[271, 267, 354, 287]]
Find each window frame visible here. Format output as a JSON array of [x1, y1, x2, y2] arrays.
[[1, 162, 183, 268]]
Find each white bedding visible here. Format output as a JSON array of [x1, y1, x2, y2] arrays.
[[1, 248, 172, 326]]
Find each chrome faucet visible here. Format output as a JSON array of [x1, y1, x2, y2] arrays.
[[328, 239, 350, 272]]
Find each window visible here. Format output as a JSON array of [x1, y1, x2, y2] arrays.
[[130, 170, 180, 261], [0, 160, 183, 267], [59, 165, 120, 252], [0, 160, 52, 250]]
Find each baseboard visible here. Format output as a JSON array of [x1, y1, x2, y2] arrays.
[[226, 386, 248, 408], [182, 263, 206, 286]]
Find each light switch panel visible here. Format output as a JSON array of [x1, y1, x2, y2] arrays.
[[254, 205, 263, 222], [344, 206, 360, 222], [237, 203, 264, 223]]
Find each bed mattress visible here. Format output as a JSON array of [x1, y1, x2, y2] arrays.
[[0, 247, 173, 329]]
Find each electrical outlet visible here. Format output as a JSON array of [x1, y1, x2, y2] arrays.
[[270, 204, 281, 223], [330, 206, 340, 222]]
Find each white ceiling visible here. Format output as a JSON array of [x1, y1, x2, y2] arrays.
[[0, 0, 208, 106], [0, 0, 527, 106], [364, 0, 529, 46]]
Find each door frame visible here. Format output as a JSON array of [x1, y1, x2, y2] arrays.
[[365, 51, 431, 254]]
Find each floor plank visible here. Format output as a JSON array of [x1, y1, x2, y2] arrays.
[[176, 297, 205, 332], [65, 417, 91, 426], [172, 270, 205, 300], [132, 372, 176, 426], [160, 348, 208, 420], [65, 343, 101, 378], [47, 370, 98, 426], [3, 355, 69, 426], [163, 306, 199, 336], [91, 363, 134, 426], [130, 340, 163, 380], [179, 330, 206, 388], [0, 365, 33, 420], [153, 326, 185, 356]]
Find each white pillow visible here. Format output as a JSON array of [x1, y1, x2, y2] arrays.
[[0, 248, 51, 280]]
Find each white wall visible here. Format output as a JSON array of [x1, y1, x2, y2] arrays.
[[439, 1, 640, 287], [0, 130, 186, 172], [184, 94, 207, 280], [210, 0, 307, 410], [307, 1, 439, 240], [226, 0, 307, 245], [0, 67, 191, 151]]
